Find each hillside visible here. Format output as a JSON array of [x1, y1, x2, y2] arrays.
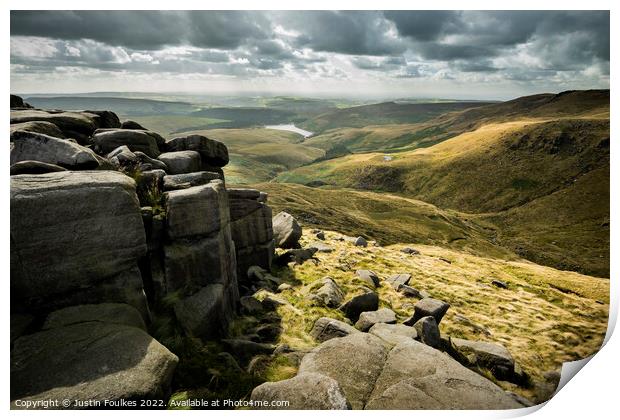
[[299, 100, 495, 133], [276, 90, 610, 276]]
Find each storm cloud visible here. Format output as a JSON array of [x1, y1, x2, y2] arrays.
[[10, 10, 610, 98]]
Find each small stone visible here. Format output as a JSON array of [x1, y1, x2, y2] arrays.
[[315, 231, 325, 240], [491, 279, 508, 289], [401, 247, 420, 255], [310, 317, 359, 342], [353, 236, 368, 247], [386, 273, 411, 289], [355, 269, 381, 288], [397, 284, 422, 298], [355, 308, 396, 332], [339, 291, 379, 322]]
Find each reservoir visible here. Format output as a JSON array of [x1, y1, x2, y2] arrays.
[[264, 124, 313, 138]]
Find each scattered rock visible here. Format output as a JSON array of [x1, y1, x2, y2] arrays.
[[438, 257, 452, 264], [352, 236, 368, 247], [315, 231, 325, 240], [272, 211, 302, 249], [355, 269, 381, 288], [339, 291, 379, 322], [404, 298, 450, 326], [355, 308, 397, 332], [308, 242, 334, 253], [450, 338, 520, 383], [275, 247, 318, 266], [158, 151, 202, 174], [310, 317, 360, 342], [250, 373, 350, 410], [309, 277, 344, 308], [412, 316, 441, 349], [401, 247, 420, 255], [368, 323, 418, 345], [386, 273, 411, 290], [10, 160, 67, 175], [491, 279, 508, 289], [397, 284, 422, 298]]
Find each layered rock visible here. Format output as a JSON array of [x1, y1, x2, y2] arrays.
[[228, 188, 274, 286], [91, 129, 160, 158], [10, 171, 149, 318], [10, 109, 109, 143]]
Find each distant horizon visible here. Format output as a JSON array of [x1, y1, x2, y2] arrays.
[[11, 11, 609, 100]]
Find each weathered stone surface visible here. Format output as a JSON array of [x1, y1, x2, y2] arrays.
[[386, 273, 411, 289], [164, 180, 229, 239], [165, 134, 229, 167], [11, 171, 147, 308], [397, 284, 422, 298], [298, 333, 390, 409], [310, 317, 360, 343], [11, 110, 98, 141], [94, 128, 165, 150], [368, 323, 418, 346], [83, 110, 121, 128], [11, 94, 32, 108], [355, 269, 381, 288], [42, 303, 146, 331], [450, 338, 517, 381], [413, 316, 441, 349], [158, 151, 202, 174], [251, 373, 350, 410], [272, 211, 302, 249], [355, 308, 396, 332], [10, 160, 67, 175], [309, 277, 344, 308], [339, 291, 379, 323], [91, 129, 160, 158], [174, 283, 235, 338], [229, 189, 274, 280], [163, 230, 236, 293], [10, 121, 65, 138], [163, 171, 222, 191], [352, 236, 368, 247], [107, 144, 138, 167], [11, 321, 178, 406], [121, 120, 146, 130], [404, 298, 450, 326], [11, 130, 101, 169], [134, 151, 168, 171], [365, 340, 522, 409]]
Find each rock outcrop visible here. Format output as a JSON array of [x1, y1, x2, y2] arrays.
[[272, 211, 302, 248], [255, 332, 524, 410]]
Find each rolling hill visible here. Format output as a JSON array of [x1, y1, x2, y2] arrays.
[[275, 90, 610, 276]]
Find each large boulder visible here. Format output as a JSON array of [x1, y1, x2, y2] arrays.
[[10, 171, 147, 312], [10, 130, 101, 169], [251, 373, 350, 410], [83, 110, 121, 128], [355, 308, 396, 332], [158, 151, 202, 174], [11, 314, 177, 407], [412, 316, 441, 349], [368, 323, 418, 346], [42, 303, 146, 331], [121, 120, 146, 130], [10, 121, 65, 138], [365, 340, 522, 409], [164, 180, 229, 240], [310, 317, 360, 343], [91, 129, 160, 158], [10, 94, 32, 108], [308, 277, 344, 308], [298, 333, 391, 409], [164, 134, 229, 167], [339, 291, 379, 323], [272, 211, 302, 249], [386, 273, 411, 290]]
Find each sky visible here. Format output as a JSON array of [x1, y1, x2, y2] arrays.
[[10, 10, 610, 100]]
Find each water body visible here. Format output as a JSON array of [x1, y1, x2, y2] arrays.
[[264, 124, 313, 138]]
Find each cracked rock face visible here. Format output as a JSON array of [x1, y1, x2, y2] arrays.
[[255, 332, 525, 410]]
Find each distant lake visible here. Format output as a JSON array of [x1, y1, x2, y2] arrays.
[[264, 124, 313, 138]]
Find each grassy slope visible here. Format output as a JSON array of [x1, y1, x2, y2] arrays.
[[240, 230, 608, 401], [299, 100, 495, 133]]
